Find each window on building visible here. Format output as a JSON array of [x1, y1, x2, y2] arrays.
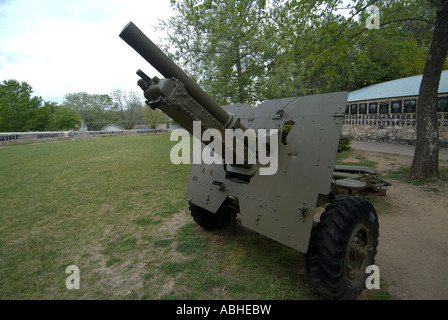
[[391, 100, 402, 113], [359, 103, 367, 114], [369, 102, 378, 114], [404, 99, 417, 113], [345, 105, 349, 114], [437, 97, 448, 112], [379, 101, 389, 114], [350, 104, 358, 114]]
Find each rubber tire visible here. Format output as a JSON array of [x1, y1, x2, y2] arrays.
[[308, 196, 379, 300], [189, 203, 230, 231]]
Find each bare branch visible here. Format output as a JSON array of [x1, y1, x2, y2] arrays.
[[346, 17, 435, 43]]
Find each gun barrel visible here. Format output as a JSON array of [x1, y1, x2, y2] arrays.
[[119, 22, 231, 127]]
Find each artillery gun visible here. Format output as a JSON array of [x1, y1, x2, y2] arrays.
[[120, 22, 388, 299]]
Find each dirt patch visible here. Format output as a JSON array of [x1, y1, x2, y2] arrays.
[[147, 211, 192, 299], [354, 151, 448, 299], [71, 211, 192, 299], [375, 182, 448, 299], [157, 211, 191, 236]]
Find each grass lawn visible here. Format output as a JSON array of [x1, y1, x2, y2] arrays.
[[0, 134, 319, 300]]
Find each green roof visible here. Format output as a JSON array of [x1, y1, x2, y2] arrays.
[[348, 70, 448, 102]]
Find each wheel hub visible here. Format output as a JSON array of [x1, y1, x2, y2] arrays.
[[345, 222, 373, 283]]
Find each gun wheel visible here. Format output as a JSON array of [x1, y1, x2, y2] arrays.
[[308, 196, 379, 300], [189, 203, 231, 231]]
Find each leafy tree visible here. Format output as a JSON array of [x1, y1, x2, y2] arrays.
[[110, 89, 145, 129], [50, 106, 82, 130], [267, 0, 437, 95], [410, 0, 448, 179], [0, 79, 42, 132], [344, 0, 447, 179], [143, 107, 167, 129], [24, 102, 53, 131], [62, 92, 114, 131], [161, 0, 440, 103], [161, 0, 277, 106]]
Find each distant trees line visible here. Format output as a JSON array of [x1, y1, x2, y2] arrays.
[[0, 80, 167, 132]]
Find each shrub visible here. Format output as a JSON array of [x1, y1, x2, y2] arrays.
[[338, 136, 351, 152]]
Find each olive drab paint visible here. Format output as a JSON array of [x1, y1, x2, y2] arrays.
[[119, 21, 389, 254], [120, 21, 388, 300], [119, 21, 346, 253]]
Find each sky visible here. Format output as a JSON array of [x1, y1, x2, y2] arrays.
[[0, 0, 174, 103], [0, 0, 358, 104]]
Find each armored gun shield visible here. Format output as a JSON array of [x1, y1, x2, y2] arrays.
[[186, 93, 347, 252]]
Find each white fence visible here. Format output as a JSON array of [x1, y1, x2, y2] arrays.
[[0, 129, 169, 145]]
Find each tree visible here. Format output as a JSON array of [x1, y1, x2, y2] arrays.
[[110, 89, 145, 129], [50, 106, 82, 130], [0, 79, 42, 132], [143, 107, 167, 129], [161, 0, 277, 106], [62, 92, 114, 131], [410, 0, 448, 179], [24, 102, 53, 131], [268, 0, 437, 95], [161, 0, 439, 103]]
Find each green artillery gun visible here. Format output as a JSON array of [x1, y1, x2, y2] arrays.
[[120, 22, 389, 299]]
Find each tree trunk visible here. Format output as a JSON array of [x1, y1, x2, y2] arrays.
[[410, 1, 448, 179]]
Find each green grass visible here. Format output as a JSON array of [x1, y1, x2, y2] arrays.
[[0, 134, 190, 299], [0, 134, 316, 300], [383, 166, 448, 185], [336, 149, 378, 168], [0, 135, 391, 300]]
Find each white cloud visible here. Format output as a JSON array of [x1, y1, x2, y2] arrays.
[[0, 0, 174, 102]]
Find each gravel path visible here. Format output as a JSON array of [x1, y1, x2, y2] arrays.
[[351, 140, 448, 161]]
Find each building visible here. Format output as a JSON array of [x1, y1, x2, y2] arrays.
[[155, 123, 167, 131], [100, 123, 125, 132], [133, 125, 149, 130], [343, 70, 448, 146]]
